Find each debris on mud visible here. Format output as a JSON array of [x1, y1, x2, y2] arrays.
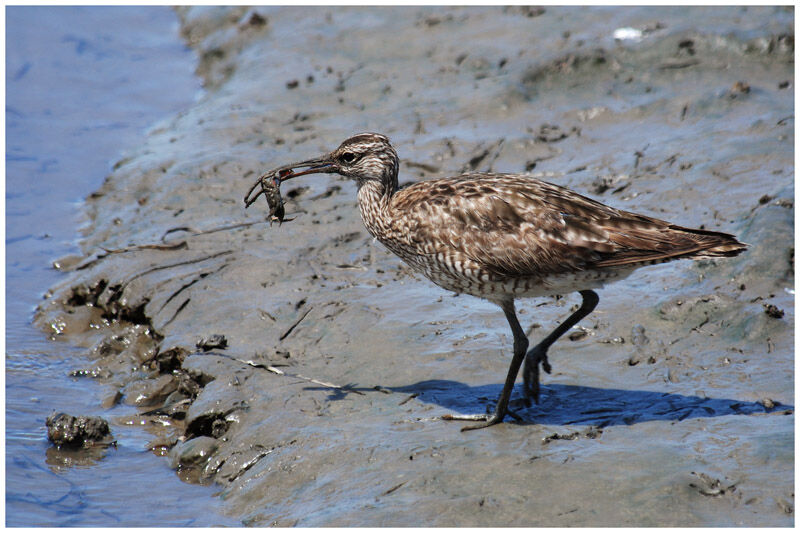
[[542, 426, 603, 444], [763, 304, 784, 319], [689, 471, 737, 498], [196, 334, 228, 351], [728, 80, 751, 98]]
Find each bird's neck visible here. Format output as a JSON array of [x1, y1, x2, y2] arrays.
[[356, 178, 394, 239]]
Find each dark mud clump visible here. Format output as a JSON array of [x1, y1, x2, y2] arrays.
[[763, 303, 785, 319], [46, 412, 113, 448]]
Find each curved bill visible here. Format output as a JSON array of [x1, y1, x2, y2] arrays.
[[244, 156, 336, 208], [279, 157, 336, 181]]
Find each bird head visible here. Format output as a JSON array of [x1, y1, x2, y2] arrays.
[[268, 133, 399, 188]]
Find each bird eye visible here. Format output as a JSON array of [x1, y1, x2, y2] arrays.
[[340, 152, 357, 164]]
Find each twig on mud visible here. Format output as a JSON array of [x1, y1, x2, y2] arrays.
[[299, 374, 360, 392], [398, 393, 419, 405], [207, 353, 398, 398], [279, 307, 313, 341], [262, 364, 366, 395], [380, 481, 406, 496], [217, 356, 363, 395], [158, 263, 229, 313]]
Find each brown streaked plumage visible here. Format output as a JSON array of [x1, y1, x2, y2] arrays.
[[244, 132, 747, 430]]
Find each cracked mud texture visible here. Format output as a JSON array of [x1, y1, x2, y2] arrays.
[[35, 6, 793, 526]]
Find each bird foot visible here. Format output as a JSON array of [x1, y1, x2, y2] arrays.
[[522, 346, 551, 407], [441, 407, 522, 431]]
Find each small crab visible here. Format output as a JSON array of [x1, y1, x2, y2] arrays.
[[244, 168, 294, 225]]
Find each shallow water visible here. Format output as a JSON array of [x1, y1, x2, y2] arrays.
[[6, 6, 236, 526]]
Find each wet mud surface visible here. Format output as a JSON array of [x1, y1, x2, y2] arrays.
[[35, 6, 793, 526]]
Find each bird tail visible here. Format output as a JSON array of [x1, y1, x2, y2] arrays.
[[668, 226, 748, 258], [593, 224, 747, 268]]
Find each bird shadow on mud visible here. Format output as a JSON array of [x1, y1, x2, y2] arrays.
[[313, 380, 790, 428], [394, 380, 791, 427]]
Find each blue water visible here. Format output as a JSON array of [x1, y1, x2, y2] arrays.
[[6, 7, 237, 526]]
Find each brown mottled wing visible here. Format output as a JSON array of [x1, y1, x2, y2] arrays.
[[392, 174, 744, 280]]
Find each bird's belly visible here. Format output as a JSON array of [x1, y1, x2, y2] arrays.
[[398, 250, 634, 300], [523, 267, 635, 297]]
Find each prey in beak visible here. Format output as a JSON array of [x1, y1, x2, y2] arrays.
[[243, 156, 336, 225]]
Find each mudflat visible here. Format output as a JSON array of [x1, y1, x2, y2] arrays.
[[36, 6, 793, 526]]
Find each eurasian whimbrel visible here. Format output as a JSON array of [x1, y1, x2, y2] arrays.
[[244, 133, 747, 430]]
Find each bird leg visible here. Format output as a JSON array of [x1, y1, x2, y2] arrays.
[[443, 299, 529, 431], [523, 290, 599, 406]]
